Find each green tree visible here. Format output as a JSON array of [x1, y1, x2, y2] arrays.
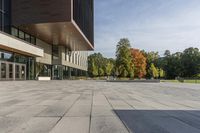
[[159, 68, 165, 79], [181, 47, 200, 77], [149, 63, 159, 79], [104, 59, 114, 77], [88, 53, 105, 77], [163, 52, 183, 79], [115, 38, 134, 78], [142, 51, 159, 78], [157, 47, 200, 79], [164, 50, 171, 57], [91, 60, 98, 77], [99, 68, 104, 76]]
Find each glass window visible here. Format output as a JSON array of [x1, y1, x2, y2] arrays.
[[1, 63, 6, 78], [21, 66, 25, 79], [11, 27, 18, 37], [69, 51, 72, 62], [0, 0, 2, 11], [0, 12, 2, 31], [0, 51, 2, 59], [4, 52, 12, 60], [0, 50, 13, 61], [65, 47, 70, 61], [65, 47, 67, 61], [11, 27, 36, 45], [36, 63, 51, 77], [52, 45, 59, 60], [15, 65, 20, 79], [14, 54, 27, 64], [19, 30, 24, 39], [53, 65, 63, 80], [9, 64, 13, 78], [25, 34, 31, 42], [30, 36, 36, 45], [27, 57, 35, 80]]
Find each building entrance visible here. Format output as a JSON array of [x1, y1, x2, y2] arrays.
[[0, 61, 26, 80]]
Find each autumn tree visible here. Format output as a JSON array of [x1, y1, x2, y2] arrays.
[[131, 48, 147, 78]]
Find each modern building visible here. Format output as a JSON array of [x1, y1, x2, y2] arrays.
[[0, 0, 94, 80]]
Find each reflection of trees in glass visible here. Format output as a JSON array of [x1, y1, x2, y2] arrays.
[[36, 63, 44, 78], [27, 58, 35, 80], [0, 51, 14, 62], [36, 63, 51, 77]]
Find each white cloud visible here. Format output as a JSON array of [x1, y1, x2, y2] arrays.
[[94, 0, 200, 58]]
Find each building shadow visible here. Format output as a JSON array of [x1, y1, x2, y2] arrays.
[[114, 110, 200, 133]]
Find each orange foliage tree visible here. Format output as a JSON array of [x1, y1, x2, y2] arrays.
[[130, 48, 147, 78]]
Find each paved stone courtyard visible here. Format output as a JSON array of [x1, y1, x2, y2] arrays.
[[0, 81, 200, 133]]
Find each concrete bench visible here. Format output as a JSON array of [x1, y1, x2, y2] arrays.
[[38, 77, 51, 81]]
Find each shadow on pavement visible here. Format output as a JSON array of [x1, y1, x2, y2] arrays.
[[114, 110, 200, 133]]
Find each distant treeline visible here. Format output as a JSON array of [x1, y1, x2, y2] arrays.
[[88, 38, 200, 79]]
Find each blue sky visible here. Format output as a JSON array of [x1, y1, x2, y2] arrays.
[[94, 0, 200, 58]]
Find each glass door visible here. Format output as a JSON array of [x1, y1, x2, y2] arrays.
[[0, 61, 26, 80], [53, 65, 63, 80], [8, 64, 13, 80], [0, 62, 7, 80], [15, 65, 20, 80], [15, 64, 26, 80], [21, 65, 26, 80]]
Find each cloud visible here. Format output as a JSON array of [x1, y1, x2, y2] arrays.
[[95, 0, 200, 58]]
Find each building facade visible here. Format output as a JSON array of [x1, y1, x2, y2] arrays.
[[0, 0, 94, 80]]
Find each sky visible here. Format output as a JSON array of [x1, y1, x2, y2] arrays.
[[94, 0, 200, 58]]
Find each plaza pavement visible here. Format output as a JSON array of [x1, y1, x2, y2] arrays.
[[0, 81, 200, 133]]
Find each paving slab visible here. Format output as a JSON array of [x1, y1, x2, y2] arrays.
[[0, 81, 200, 133], [37, 94, 80, 117], [10, 117, 60, 133], [50, 117, 89, 133], [0, 116, 28, 133], [90, 116, 129, 133], [92, 105, 115, 117]]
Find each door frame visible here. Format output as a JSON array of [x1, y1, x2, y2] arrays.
[[0, 61, 26, 81]]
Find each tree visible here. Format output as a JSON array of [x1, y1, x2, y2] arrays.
[[115, 38, 134, 78], [131, 48, 147, 78], [88, 53, 105, 77], [181, 47, 200, 77], [149, 63, 159, 79], [91, 60, 98, 77], [104, 59, 114, 77], [142, 51, 159, 78], [99, 68, 104, 76], [163, 52, 183, 79], [159, 68, 165, 79], [164, 50, 171, 57]]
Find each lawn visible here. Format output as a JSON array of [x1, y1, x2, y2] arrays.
[[161, 80, 200, 84]]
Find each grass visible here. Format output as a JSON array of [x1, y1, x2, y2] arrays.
[[161, 80, 200, 84], [183, 80, 200, 84]]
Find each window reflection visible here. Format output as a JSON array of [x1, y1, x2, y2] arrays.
[[25, 34, 30, 42], [11, 27, 36, 45], [0, 50, 13, 61], [19, 30, 25, 39], [11, 27, 18, 37]]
